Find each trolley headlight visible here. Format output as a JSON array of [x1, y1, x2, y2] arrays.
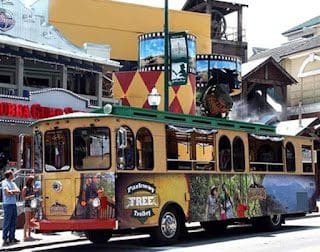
[[30, 198, 38, 209], [92, 197, 101, 208]]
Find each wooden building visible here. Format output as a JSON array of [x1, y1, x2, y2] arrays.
[[183, 0, 248, 62]]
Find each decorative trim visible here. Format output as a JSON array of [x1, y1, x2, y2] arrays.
[[298, 53, 320, 78], [0, 119, 31, 125]]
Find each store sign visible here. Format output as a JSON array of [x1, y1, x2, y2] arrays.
[[0, 102, 76, 120], [125, 182, 159, 224], [0, 9, 15, 32]]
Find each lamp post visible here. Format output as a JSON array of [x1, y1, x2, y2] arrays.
[[164, 0, 169, 112], [148, 88, 161, 110]]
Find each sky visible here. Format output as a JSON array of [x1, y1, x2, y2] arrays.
[[115, 0, 320, 54]]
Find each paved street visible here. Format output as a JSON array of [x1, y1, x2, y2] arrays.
[[2, 215, 320, 252]]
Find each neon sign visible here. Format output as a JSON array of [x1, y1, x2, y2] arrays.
[[0, 102, 75, 120]]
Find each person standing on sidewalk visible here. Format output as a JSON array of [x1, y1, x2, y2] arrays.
[[2, 170, 20, 246], [22, 176, 36, 241]]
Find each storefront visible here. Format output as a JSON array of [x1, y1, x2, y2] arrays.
[[0, 0, 120, 177], [0, 88, 98, 175]]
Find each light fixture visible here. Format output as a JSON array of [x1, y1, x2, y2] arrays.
[[147, 88, 161, 110]]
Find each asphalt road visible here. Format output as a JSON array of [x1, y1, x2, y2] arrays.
[[27, 216, 320, 252]]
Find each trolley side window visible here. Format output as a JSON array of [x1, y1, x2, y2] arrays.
[[116, 126, 135, 170], [166, 126, 216, 171], [302, 145, 313, 173], [73, 127, 111, 170], [45, 129, 71, 172], [285, 142, 296, 172], [233, 137, 245, 172], [219, 135, 231, 172], [136, 127, 154, 170]]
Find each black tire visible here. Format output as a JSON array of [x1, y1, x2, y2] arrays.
[[200, 221, 227, 234], [85, 230, 112, 244], [151, 207, 183, 245], [264, 214, 283, 231], [253, 214, 283, 232]]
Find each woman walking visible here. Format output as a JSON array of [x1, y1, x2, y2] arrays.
[[22, 176, 36, 241]]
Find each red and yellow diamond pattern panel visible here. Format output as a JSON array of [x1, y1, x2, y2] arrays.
[[113, 71, 196, 115]]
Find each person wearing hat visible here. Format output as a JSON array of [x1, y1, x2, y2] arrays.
[[206, 185, 220, 220], [2, 170, 20, 246]]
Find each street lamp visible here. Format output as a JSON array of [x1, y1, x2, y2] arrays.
[[148, 88, 161, 110]]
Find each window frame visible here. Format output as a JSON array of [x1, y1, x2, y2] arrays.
[[218, 135, 232, 172], [285, 142, 296, 172], [136, 127, 154, 170], [73, 126, 111, 171], [116, 125, 135, 170], [44, 129, 71, 172], [232, 136, 245, 172]]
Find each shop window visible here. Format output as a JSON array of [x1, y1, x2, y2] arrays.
[[233, 137, 245, 172], [73, 127, 110, 170], [45, 129, 70, 171], [219, 136, 231, 172], [302, 145, 313, 173], [24, 76, 50, 88], [34, 131, 43, 173], [116, 126, 135, 170], [136, 128, 154, 170], [285, 142, 295, 172]]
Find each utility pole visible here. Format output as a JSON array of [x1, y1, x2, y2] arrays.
[[164, 0, 169, 111]]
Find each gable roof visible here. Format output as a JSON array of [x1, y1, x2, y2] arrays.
[[282, 15, 320, 35], [242, 56, 297, 85], [249, 35, 320, 62]]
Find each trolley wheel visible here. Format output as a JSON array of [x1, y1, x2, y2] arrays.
[[151, 207, 182, 245], [253, 214, 283, 232], [264, 214, 283, 231], [85, 230, 112, 244], [200, 221, 227, 234]]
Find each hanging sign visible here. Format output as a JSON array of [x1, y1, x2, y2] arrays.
[[169, 32, 188, 86], [0, 8, 15, 32]]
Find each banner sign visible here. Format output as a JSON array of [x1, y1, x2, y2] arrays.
[[169, 32, 188, 86]]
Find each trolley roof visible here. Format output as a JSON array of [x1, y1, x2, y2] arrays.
[[33, 105, 276, 135]]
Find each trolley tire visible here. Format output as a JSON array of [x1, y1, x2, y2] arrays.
[[151, 207, 182, 245], [253, 214, 283, 232], [264, 214, 283, 231], [200, 221, 227, 234], [85, 230, 112, 244]]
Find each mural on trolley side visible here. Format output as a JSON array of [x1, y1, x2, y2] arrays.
[[73, 173, 115, 220], [188, 174, 316, 222]]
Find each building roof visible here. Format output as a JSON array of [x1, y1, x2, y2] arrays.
[[276, 117, 318, 136], [0, 34, 120, 68], [0, 0, 120, 69], [242, 56, 297, 85], [282, 15, 320, 35], [182, 0, 247, 15], [249, 35, 320, 62]]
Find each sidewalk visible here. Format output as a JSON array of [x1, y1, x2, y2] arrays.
[[1, 211, 320, 251], [0, 229, 86, 251]]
